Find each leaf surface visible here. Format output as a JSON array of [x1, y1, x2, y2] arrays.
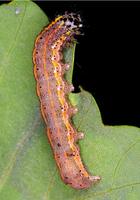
[[0, 1, 140, 200]]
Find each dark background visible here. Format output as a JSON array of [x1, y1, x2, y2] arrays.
[[37, 1, 140, 127], [2, 1, 140, 127]]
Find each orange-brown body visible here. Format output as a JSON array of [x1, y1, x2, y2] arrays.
[[33, 13, 100, 189]]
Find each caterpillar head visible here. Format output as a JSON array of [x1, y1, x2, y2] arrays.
[[62, 13, 82, 33]]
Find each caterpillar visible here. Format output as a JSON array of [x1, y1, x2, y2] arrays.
[[33, 12, 100, 189]]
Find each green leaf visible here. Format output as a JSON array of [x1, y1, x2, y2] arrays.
[[0, 1, 140, 200]]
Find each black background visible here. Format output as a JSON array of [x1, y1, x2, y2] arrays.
[[2, 1, 140, 127], [36, 1, 140, 127]]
